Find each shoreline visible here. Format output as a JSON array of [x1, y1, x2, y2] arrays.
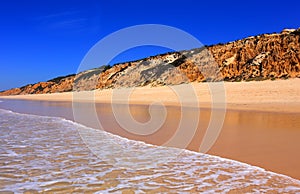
[[0, 108, 299, 192], [1, 79, 300, 113], [0, 103, 300, 182], [1, 79, 300, 179]]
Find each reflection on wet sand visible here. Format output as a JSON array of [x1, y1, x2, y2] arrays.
[[1, 109, 299, 193], [0, 99, 300, 179]]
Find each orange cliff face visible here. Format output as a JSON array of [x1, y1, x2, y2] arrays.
[[209, 29, 300, 81], [1, 28, 300, 96], [0, 75, 75, 96]]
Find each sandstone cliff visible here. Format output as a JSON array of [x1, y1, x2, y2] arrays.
[[0, 74, 75, 96], [1, 28, 299, 95]]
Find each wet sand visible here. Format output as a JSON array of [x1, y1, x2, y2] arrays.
[[0, 79, 300, 179], [1, 107, 299, 193], [0, 100, 300, 180]]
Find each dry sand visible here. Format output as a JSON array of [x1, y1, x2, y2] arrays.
[[1, 79, 300, 113]]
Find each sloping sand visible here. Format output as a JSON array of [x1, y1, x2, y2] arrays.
[[1, 79, 300, 113], [1, 79, 300, 180]]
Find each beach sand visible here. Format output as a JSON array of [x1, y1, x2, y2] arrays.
[[1, 79, 300, 113], [1, 78, 300, 180]]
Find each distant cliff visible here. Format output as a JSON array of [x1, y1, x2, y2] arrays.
[[1, 28, 300, 96]]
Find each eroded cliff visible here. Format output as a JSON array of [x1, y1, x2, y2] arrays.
[[1, 28, 299, 95]]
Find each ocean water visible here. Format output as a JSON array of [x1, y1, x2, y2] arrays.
[[0, 108, 300, 193]]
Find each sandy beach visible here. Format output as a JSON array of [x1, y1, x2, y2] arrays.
[[2, 1, 300, 192], [1, 79, 300, 180], [1, 79, 300, 113]]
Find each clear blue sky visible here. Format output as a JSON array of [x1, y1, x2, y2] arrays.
[[0, 0, 299, 91]]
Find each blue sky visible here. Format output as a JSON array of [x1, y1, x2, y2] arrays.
[[0, 0, 299, 91]]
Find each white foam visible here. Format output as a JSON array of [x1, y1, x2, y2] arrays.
[[5, 150, 18, 156]]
